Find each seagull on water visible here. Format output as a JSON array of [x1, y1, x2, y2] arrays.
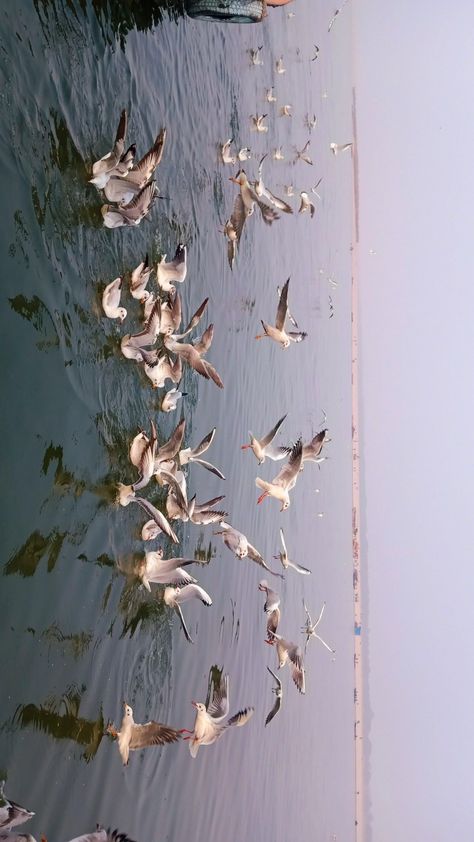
[[136, 549, 198, 590], [102, 277, 127, 322], [89, 109, 129, 188], [103, 128, 166, 204], [255, 439, 303, 511], [265, 87, 277, 103], [253, 155, 293, 215], [229, 169, 280, 225], [156, 244, 187, 292], [161, 387, 186, 413], [130, 255, 153, 301], [250, 114, 269, 133], [274, 527, 311, 574], [276, 56, 286, 74], [249, 46, 263, 66], [299, 191, 315, 217], [330, 142, 353, 155], [273, 146, 285, 161], [279, 105, 292, 117], [241, 413, 288, 464], [182, 673, 254, 758], [101, 182, 157, 229], [221, 138, 236, 165], [0, 783, 34, 832], [106, 702, 180, 765], [255, 277, 307, 348]]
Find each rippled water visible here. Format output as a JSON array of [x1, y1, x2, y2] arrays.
[[0, 1, 355, 840]]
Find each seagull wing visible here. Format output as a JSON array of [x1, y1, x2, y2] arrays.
[[157, 418, 186, 461], [260, 413, 287, 448], [175, 584, 212, 605], [129, 720, 180, 748], [207, 673, 230, 721], [127, 128, 167, 186], [189, 458, 225, 480], [265, 694, 282, 727], [229, 193, 249, 243], [121, 182, 157, 221], [189, 427, 216, 458], [273, 439, 303, 488], [247, 543, 284, 578], [131, 497, 178, 544], [275, 278, 290, 330], [174, 604, 194, 643]]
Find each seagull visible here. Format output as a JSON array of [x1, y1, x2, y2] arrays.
[[157, 244, 187, 292], [89, 109, 128, 188], [120, 299, 161, 363], [328, 0, 349, 32], [106, 702, 181, 765], [1, 834, 37, 842], [104, 128, 167, 202], [214, 522, 283, 577], [163, 584, 212, 644], [130, 255, 153, 301], [273, 147, 285, 161], [311, 176, 323, 198], [229, 169, 280, 225], [144, 355, 182, 389], [221, 138, 236, 165], [276, 284, 298, 327], [279, 105, 292, 117], [250, 114, 269, 133], [265, 87, 277, 103], [299, 191, 315, 217], [241, 413, 288, 464], [265, 667, 283, 726], [161, 387, 186, 413], [255, 438, 303, 511], [118, 492, 179, 544], [41, 828, 137, 842], [255, 277, 307, 348], [302, 601, 335, 654], [164, 335, 224, 389], [123, 128, 167, 186], [179, 427, 225, 479], [311, 45, 320, 61], [0, 783, 34, 831], [273, 635, 306, 693], [102, 277, 127, 322], [183, 673, 254, 758], [284, 184, 294, 196], [249, 46, 263, 65], [135, 549, 198, 590], [237, 147, 251, 162], [120, 419, 157, 495], [294, 140, 313, 165], [299, 429, 330, 466], [276, 56, 286, 74], [305, 113, 317, 131], [330, 142, 353, 155], [253, 155, 293, 214], [274, 527, 311, 574], [101, 182, 157, 229], [258, 579, 280, 614]]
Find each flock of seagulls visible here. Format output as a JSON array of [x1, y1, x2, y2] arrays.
[[5, 4, 354, 838]]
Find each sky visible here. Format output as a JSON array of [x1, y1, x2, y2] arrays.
[[354, 2, 474, 839]]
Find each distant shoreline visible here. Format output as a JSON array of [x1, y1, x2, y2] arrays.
[[352, 86, 364, 842]]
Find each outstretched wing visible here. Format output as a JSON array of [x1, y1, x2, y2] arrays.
[[260, 414, 287, 448], [247, 543, 284, 579], [207, 673, 230, 721], [129, 721, 180, 749], [275, 278, 290, 331], [131, 497, 178, 544]]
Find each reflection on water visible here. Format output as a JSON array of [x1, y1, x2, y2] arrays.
[[4, 529, 66, 577], [12, 685, 104, 763], [40, 623, 94, 659]]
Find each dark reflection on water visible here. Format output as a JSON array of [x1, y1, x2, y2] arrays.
[[12, 685, 105, 763]]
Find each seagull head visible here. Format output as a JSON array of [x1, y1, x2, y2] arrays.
[[258, 579, 269, 592], [123, 703, 133, 718], [191, 701, 206, 712], [118, 307, 127, 323]]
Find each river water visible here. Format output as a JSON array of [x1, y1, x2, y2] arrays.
[[0, 1, 355, 840]]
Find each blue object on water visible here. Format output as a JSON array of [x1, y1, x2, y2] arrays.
[[354, 623, 361, 635], [185, 0, 265, 22]]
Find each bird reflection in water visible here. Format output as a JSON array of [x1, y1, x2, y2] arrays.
[[12, 685, 105, 762]]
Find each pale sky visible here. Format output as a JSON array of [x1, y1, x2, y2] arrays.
[[354, 2, 474, 839]]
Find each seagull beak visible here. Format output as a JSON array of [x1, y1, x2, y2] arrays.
[[191, 700, 198, 708], [229, 177, 239, 184]]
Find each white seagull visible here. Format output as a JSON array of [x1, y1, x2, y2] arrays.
[[89, 109, 128, 188], [102, 277, 127, 322], [0, 783, 34, 831], [163, 584, 212, 644], [214, 522, 283, 577], [301, 601, 335, 654], [182, 673, 254, 758], [274, 527, 311, 574], [106, 702, 180, 765], [255, 277, 307, 348], [157, 244, 187, 292], [255, 439, 303, 511], [241, 413, 288, 464]]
